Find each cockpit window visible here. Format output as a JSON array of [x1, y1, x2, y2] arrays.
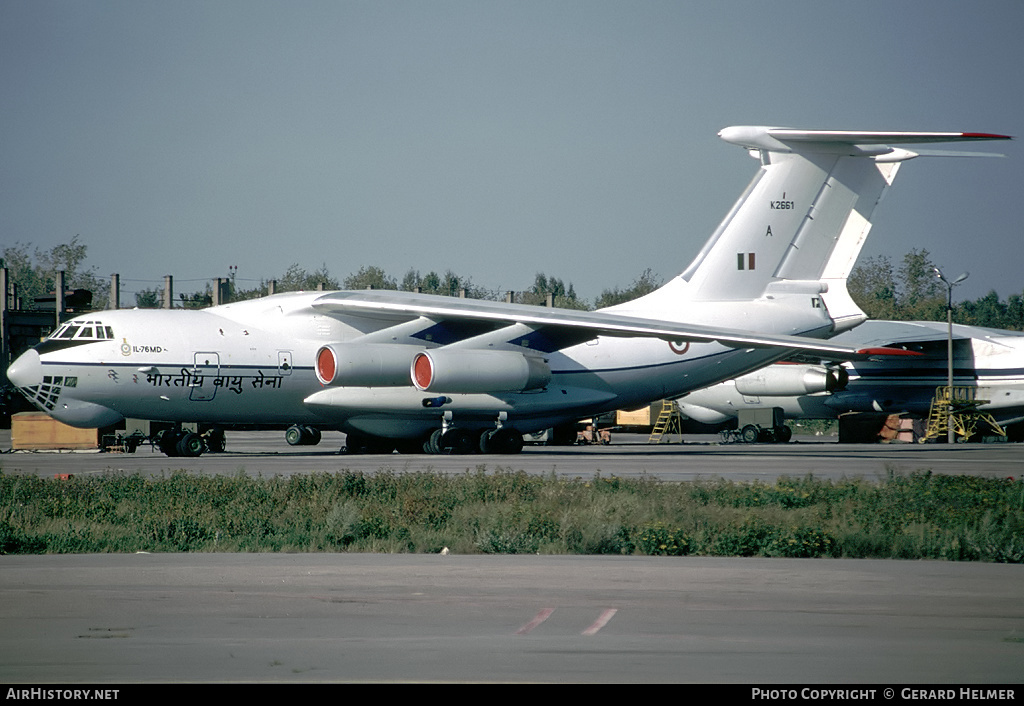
[[49, 320, 114, 341]]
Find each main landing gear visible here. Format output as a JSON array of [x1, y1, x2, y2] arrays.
[[427, 411, 524, 455], [343, 413, 526, 455], [154, 426, 226, 457], [419, 426, 524, 455]]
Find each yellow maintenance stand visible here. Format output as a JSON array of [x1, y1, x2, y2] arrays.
[[648, 400, 683, 443], [920, 386, 1005, 442]]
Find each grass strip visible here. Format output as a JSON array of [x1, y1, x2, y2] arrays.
[[1, 469, 1022, 560]]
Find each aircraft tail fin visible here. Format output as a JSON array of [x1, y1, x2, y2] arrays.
[[624, 127, 1009, 329]]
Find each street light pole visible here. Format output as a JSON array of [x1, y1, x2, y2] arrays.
[[934, 267, 969, 444]]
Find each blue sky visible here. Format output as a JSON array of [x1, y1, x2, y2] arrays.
[[2, 1, 1020, 305]]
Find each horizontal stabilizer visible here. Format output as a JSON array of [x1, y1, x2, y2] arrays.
[[719, 127, 1012, 153]]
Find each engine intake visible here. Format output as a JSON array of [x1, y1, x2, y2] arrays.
[[315, 343, 420, 387]]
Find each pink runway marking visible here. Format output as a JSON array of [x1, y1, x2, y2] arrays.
[[582, 608, 617, 636], [515, 608, 554, 635]]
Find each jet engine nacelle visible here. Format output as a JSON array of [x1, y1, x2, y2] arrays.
[[411, 349, 552, 393], [315, 343, 420, 386], [734, 364, 848, 397]]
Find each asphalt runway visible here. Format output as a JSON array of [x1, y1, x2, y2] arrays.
[[2, 553, 1022, 684], [2, 429, 1022, 481]]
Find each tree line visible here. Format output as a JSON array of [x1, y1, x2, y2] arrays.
[[2, 239, 662, 312], [192, 263, 662, 311], [1, 237, 110, 310], [846, 248, 1024, 331], [4, 238, 1022, 330]]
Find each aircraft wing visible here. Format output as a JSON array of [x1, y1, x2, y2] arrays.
[[828, 319, 1004, 348], [311, 290, 917, 360], [778, 320, 1012, 365]]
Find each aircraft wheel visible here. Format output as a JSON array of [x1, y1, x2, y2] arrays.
[[285, 425, 305, 446], [424, 429, 443, 454], [440, 428, 476, 454], [176, 432, 205, 457], [287, 425, 323, 446], [479, 429, 516, 454], [155, 430, 179, 457], [204, 429, 226, 453], [775, 425, 792, 443], [741, 424, 759, 444], [487, 428, 524, 454]]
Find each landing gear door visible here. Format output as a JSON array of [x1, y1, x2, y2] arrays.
[[190, 352, 220, 401], [278, 350, 293, 376]]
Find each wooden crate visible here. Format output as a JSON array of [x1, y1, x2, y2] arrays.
[[11, 412, 101, 450], [617, 404, 658, 426]]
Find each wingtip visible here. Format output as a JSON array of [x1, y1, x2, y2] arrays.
[[960, 132, 1013, 140]]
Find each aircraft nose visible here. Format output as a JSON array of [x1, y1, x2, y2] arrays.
[[7, 349, 42, 389], [6, 348, 124, 428]]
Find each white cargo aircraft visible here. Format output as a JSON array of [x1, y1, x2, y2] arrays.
[[6, 126, 1009, 455], [678, 320, 1024, 440]]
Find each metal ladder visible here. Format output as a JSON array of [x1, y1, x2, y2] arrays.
[[648, 400, 682, 444], [921, 386, 1005, 442]]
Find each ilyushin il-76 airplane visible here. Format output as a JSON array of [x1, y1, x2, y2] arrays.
[[6, 126, 1010, 455]]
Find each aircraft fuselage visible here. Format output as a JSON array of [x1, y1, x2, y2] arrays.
[[7, 290, 828, 440]]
